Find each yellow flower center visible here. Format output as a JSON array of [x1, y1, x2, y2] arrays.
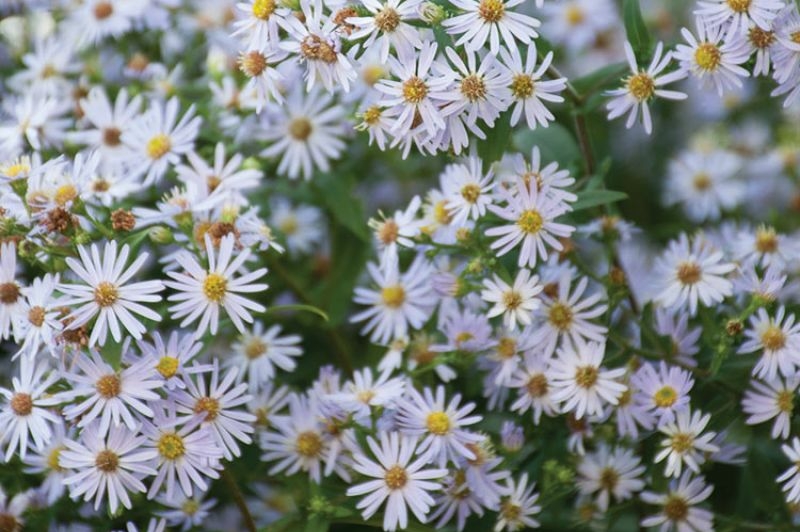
[[526, 373, 548, 397], [2, 162, 29, 178], [146, 133, 172, 160], [692, 172, 711, 191], [694, 43, 722, 71], [748, 27, 775, 49], [156, 356, 179, 378], [384, 464, 408, 489], [755, 226, 778, 254], [279, 215, 298, 235], [158, 433, 186, 460], [245, 338, 268, 359], [434, 200, 453, 225], [777, 390, 794, 413], [626, 72, 656, 101], [502, 291, 523, 311], [94, 281, 119, 307], [500, 501, 522, 521], [496, 336, 517, 359], [565, 4, 584, 25], [510, 74, 534, 99], [96, 374, 121, 398], [726, 0, 751, 13], [362, 105, 383, 125], [28, 306, 46, 327], [653, 385, 678, 407], [252, 0, 276, 19], [402, 76, 429, 103], [517, 209, 543, 234], [460, 183, 482, 204], [377, 219, 399, 244], [182, 499, 200, 515], [288, 118, 313, 141], [239, 51, 268, 77], [426, 411, 451, 435], [761, 325, 786, 351], [670, 432, 694, 453], [48, 446, 65, 472], [54, 184, 78, 206], [575, 365, 599, 388], [599, 467, 619, 491], [676, 262, 701, 285], [548, 302, 573, 330], [295, 431, 323, 457], [663, 495, 689, 521], [194, 396, 221, 422], [381, 285, 406, 308], [203, 273, 228, 303], [478, 0, 505, 23], [94, 449, 119, 472]]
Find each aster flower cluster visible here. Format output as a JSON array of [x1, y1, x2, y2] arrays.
[[4, 0, 800, 531]]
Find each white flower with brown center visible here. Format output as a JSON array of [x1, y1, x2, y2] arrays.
[[165, 234, 268, 338], [59, 240, 164, 347], [346, 0, 424, 63], [481, 268, 542, 331], [346, 431, 447, 532], [0, 242, 24, 342], [640, 472, 714, 532]]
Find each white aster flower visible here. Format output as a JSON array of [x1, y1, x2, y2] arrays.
[[654, 409, 719, 478], [346, 431, 447, 532], [347, 0, 424, 63], [441, 156, 495, 226], [369, 195, 423, 270], [443, 0, 541, 56], [165, 234, 268, 338], [742, 374, 799, 439], [59, 241, 164, 347], [229, 323, 303, 392], [631, 361, 694, 426], [494, 473, 541, 531], [481, 268, 542, 331], [499, 44, 566, 129], [640, 472, 714, 532], [577, 445, 646, 511], [695, 0, 784, 38], [606, 41, 687, 135], [738, 306, 800, 380]]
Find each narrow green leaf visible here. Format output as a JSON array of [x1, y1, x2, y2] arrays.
[[571, 189, 628, 211], [622, 0, 651, 55], [314, 174, 369, 242], [266, 303, 329, 322], [571, 62, 628, 96]]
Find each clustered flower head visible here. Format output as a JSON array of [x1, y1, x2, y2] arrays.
[[2, 0, 800, 531]]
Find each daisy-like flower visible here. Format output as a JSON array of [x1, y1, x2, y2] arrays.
[[376, 42, 453, 138], [640, 472, 714, 532], [0, 242, 24, 341], [631, 362, 694, 426], [347, 0, 424, 63], [779, 437, 800, 503], [165, 234, 268, 338], [396, 385, 483, 467], [494, 473, 541, 531], [747, 24, 778, 76], [122, 97, 201, 185], [14, 273, 62, 358], [738, 306, 800, 380], [443, 0, 541, 56], [176, 363, 256, 461], [695, 0, 784, 38], [22, 418, 72, 505], [368, 195, 423, 270], [61, 350, 162, 436], [663, 149, 744, 222], [499, 43, 566, 129], [71, 87, 141, 170], [351, 256, 437, 345], [498, 146, 576, 204], [280, 0, 357, 92], [238, 44, 287, 113], [66, 0, 141, 48], [229, 323, 303, 392], [0, 358, 60, 461], [142, 406, 223, 501], [156, 493, 217, 531], [346, 431, 447, 532], [441, 156, 495, 226], [260, 87, 347, 180], [485, 176, 575, 268], [60, 422, 157, 514], [535, 273, 608, 356], [329, 367, 405, 424], [481, 269, 542, 331], [742, 375, 799, 439], [673, 18, 751, 95], [654, 307, 702, 368], [733, 224, 800, 269], [232, 0, 289, 47], [654, 409, 719, 478], [59, 241, 164, 347], [509, 350, 557, 424], [655, 233, 736, 316], [135, 331, 208, 391], [269, 198, 325, 255], [577, 445, 646, 511], [606, 41, 687, 135], [550, 340, 626, 419]]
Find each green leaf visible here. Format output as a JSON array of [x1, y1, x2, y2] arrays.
[[477, 111, 512, 166], [512, 122, 580, 168], [571, 189, 628, 211], [266, 303, 329, 322], [622, 0, 651, 55], [570, 62, 628, 96], [314, 174, 369, 242], [304, 515, 330, 532]]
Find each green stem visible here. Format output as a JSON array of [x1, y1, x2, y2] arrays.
[[221, 466, 258, 532]]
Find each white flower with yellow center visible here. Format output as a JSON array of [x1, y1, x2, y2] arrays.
[[606, 41, 687, 135], [135, 331, 209, 391], [673, 18, 751, 95], [165, 234, 268, 338], [549, 340, 626, 419], [441, 155, 496, 227], [347, 0, 424, 63], [346, 431, 447, 532], [695, 0, 784, 38], [739, 306, 800, 380], [351, 256, 437, 345], [122, 97, 201, 185], [396, 385, 483, 467], [229, 322, 303, 393], [654, 409, 719, 478], [481, 268, 542, 331], [485, 176, 575, 268], [442, 0, 541, 56], [59, 240, 164, 347], [0, 242, 25, 342], [232, 0, 289, 47], [631, 361, 694, 426], [640, 472, 714, 532], [577, 445, 646, 512], [499, 43, 566, 130], [60, 422, 157, 514], [237, 44, 287, 114], [742, 374, 799, 439], [494, 473, 541, 532]]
